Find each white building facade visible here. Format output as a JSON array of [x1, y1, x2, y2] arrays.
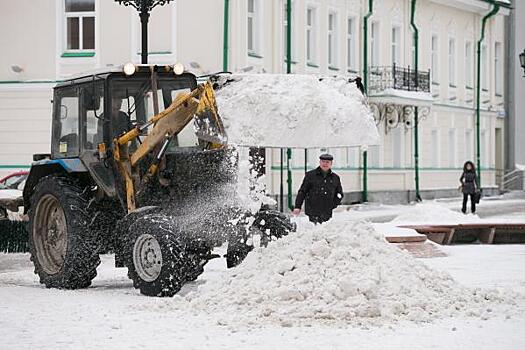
[[0, 0, 511, 204]]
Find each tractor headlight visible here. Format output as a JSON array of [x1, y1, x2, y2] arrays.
[[173, 63, 185, 75], [123, 62, 136, 76]]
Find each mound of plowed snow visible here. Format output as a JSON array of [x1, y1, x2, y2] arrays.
[[181, 220, 515, 328], [391, 203, 481, 225], [215, 74, 379, 148]]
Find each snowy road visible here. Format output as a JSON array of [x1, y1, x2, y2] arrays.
[[2, 203, 525, 349], [1, 250, 525, 350]]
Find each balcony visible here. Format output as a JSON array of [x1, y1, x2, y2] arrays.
[[367, 65, 433, 132]]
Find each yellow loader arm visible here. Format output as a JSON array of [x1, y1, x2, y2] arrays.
[[113, 81, 225, 212]]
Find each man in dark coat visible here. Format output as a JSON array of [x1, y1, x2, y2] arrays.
[[460, 161, 479, 214], [293, 154, 344, 224]]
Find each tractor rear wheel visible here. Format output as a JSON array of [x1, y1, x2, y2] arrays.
[[124, 214, 189, 297], [28, 175, 100, 289]]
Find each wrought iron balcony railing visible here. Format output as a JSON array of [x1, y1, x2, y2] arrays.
[[368, 65, 431, 94]]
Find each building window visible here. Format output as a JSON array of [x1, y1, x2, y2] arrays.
[[465, 41, 473, 87], [448, 38, 456, 86], [481, 44, 488, 91], [431, 130, 439, 167], [448, 129, 456, 168], [368, 145, 381, 168], [495, 42, 503, 95], [431, 35, 438, 83], [65, 0, 95, 51], [328, 12, 338, 67], [392, 126, 404, 168], [370, 22, 379, 66], [247, 0, 260, 55], [347, 17, 356, 71], [347, 147, 359, 168], [481, 130, 487, 167], [391, 26, 401, 66], [465, 129, 472, 161], [306, 7, 317, 64], [283, 1, 295, 65]]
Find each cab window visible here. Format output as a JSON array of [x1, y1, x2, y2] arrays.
[[53, 87, 80, 158]]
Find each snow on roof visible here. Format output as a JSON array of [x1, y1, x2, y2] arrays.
[[215, 74, 380, 148]]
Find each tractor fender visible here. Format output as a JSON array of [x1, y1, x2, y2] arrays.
[[23, 159, 88, 213]]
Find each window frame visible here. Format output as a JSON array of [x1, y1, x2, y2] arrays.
[[494, 41, 503, 96], [328, 11, 338, 68], [431, 34, 439, 84], [52, 86, 81, 159], [347, 16, 356, 72], [63, 0, 96, 53], [465, 41, 473, 88], [306, 6, 317, 65], [247, 0, 261, 56], [370, 21, 380, 66], [481, 44, 488, 91], [391, 25, 401, 66], [448, 37, 456, 87], [448, 128, 456, 168]]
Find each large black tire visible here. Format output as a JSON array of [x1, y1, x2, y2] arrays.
[[28, 175, 100, 289], [123, 214, 189, 297]]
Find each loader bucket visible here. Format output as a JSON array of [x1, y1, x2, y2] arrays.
[[194, 81, 227, 146]]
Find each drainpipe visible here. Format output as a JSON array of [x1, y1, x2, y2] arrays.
[[476, 1, 500, 186], [286, 0, 293, 210], [410, 0, 422, 202], [223, 0, 230, 71], [363, 0, 374, 92], [362, 0, 373, 203], [363, 149, 368, 202]]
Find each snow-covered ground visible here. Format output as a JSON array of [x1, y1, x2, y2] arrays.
[[1, 199, 525, 349]]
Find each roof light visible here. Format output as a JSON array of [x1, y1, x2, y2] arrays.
[[173, 63, 185, 75], [123, 62, 136, 76]]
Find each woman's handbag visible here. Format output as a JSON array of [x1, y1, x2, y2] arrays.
[[474, 189, 483, 204]]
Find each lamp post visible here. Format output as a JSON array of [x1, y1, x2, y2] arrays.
[[519, 49, 525, 76], [115, 0, 174, 64]]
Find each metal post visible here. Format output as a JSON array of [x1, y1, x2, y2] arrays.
[[287, 148, 293, 210], [410, 0, 421, 201], [363, 0, 374, 92], [115, 1, 174, 65], [362, 0, 373, 202], [280, 148, 284, 212], [304, 149, 308, 174], [139, 10, 150, 64], [223, 0, 230, 71], [363, 150, 368, 202], [286, 0, 292, 74], [285, 1, 292, 210], [476, 2, 500, 186]]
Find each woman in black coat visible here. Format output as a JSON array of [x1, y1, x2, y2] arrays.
[[460, 161, 479, 214]]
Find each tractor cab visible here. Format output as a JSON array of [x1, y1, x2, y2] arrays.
[[26, 64, 228, 210], [52, 64, 201, 160]]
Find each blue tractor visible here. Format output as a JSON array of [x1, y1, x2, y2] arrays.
[[23, 64, 294, 296]]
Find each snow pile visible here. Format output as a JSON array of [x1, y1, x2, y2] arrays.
[[392, 203, 481, 225], [181, 220, 514, 328], [215, 74, 380, 148]]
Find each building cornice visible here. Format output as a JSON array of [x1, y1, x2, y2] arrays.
[[429, 0, 511, 15]]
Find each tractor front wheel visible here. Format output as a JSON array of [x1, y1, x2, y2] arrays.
[[124, 215, 188, 297]]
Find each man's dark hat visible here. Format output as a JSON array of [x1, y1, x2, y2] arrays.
[[319, 153, 333, 161]]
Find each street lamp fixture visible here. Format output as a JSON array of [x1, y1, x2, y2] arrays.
[[520, 49, 525, 76], [115, 0, 174, 64]]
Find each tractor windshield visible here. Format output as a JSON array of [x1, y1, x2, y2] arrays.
[[110, 75, 200, 149]]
